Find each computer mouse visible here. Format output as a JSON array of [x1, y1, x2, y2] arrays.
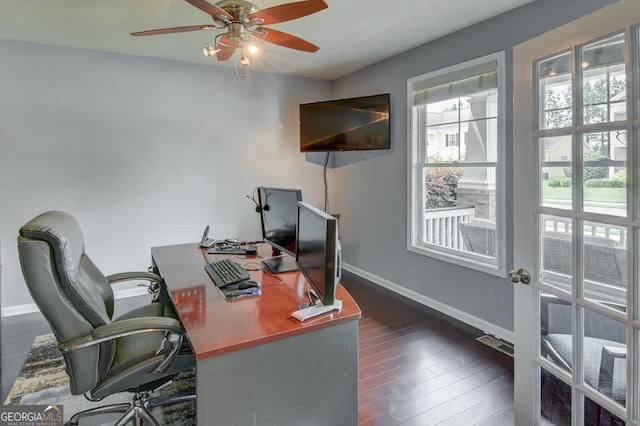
[[239, 281, 260, 289], [244, 245, 258, 255]]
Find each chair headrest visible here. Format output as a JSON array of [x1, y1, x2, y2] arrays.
[[19, 211, 85, 279]]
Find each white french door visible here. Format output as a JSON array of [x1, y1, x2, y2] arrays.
[[513, 0, 640, 424]]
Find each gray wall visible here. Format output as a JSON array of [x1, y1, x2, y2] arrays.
[[0, 39, 330, 309], [327, 0, 618, 335]]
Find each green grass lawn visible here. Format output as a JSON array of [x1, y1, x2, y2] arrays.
[[542, 182, 626, 204]]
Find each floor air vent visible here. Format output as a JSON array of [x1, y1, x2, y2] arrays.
[[476, 335, 514, 357]]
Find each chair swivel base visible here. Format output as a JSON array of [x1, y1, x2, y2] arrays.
[[66, 391, 196, 426]]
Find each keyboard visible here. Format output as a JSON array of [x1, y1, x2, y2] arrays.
[[205, 259, 251, 288]]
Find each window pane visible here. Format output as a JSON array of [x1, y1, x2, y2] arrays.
[[427, 98, 462, 126], [425, 91, 498, 164], [541, 293, 573, 373], [585, 397, 626, 425], [582, 33, 626, 124], [540, 214, 573, 291], [423, 166, 496, 259], [582, 131, 627, 217], [541, 367, 571, 425], [540, 136, 573, 210], [582, 307, 627, 408], [582, 221, 627, 312], [426, 124, 462, 163], [538, 51, 572, 129]]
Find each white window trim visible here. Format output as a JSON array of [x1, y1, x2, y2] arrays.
[[407, 51, 507, 277]]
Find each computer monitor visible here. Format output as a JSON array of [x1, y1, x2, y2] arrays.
[[295, 201, 341, 307], [257, 186, 302, 273]]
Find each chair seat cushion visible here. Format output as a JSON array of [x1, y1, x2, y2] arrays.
[[547, 333, 626, 402], [90, 302, 182, 399]]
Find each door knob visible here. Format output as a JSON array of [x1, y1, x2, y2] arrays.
[[508, 268, 531, 284]]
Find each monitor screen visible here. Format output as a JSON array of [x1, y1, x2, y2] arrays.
[[299, 93, 390, 152], [295, 202, 340, 306], [257, 187, 302, 271]]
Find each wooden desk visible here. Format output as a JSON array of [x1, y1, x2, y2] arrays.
[[151, 243, 360, 425]]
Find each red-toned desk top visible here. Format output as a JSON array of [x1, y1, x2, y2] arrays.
[[151, 243, 361, 361]]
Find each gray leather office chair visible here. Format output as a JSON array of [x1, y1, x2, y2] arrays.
[[17, 211, 195, 425]]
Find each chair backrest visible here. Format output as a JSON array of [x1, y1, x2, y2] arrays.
[[543, 231, 626, 287], [458, 219, 496, 257], [18, 211, 116, 394]]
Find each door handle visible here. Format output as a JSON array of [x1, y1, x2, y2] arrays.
[[508, 268, 531, 284]]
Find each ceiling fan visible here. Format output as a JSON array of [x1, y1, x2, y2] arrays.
[[131, 0, 328, 65]]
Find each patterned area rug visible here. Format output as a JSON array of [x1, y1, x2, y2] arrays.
[[4, 334, 196, 425]]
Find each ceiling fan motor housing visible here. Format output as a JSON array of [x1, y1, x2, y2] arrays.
[[214, 0, 260, 24]]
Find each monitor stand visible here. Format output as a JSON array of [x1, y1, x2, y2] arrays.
[[262, 254, 298, 273], [291, 299, 342, 322]]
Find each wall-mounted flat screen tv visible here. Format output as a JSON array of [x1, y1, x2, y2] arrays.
[[299, 93, 390, 152]]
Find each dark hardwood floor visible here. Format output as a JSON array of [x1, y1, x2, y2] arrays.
[[1, 272, 514, 425], [343, 273, 513, 426]]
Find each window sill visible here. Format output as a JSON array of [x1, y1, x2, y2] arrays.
[[408, 242, 504, 277]]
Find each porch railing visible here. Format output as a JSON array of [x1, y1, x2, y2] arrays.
[[542, 217, 627, 247], [424, 206, 475, 250], [424, 207, 627, 251]]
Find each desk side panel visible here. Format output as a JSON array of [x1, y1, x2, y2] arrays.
[[196, 320, 358, 425]]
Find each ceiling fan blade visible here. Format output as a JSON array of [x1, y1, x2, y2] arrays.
[[256, 27, 319, 52], [131, 25, 216, 36], [248, 0, 328, 25], [185, 0, 233, 20]]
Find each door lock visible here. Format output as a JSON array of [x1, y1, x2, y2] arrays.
[[508, 268, 531, 284]]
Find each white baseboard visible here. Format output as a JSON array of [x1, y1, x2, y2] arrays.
[[342, 263, 515, 343], [1, 286, 150, 318]]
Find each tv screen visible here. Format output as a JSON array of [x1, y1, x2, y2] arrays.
[[257, 187, 302, 273], [300, 93, 390, 152], [295, 202, 341, 306]]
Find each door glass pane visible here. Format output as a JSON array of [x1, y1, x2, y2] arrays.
[[538, 52, 572, 129], [583, 221, 627, 312], [582, 130, 627, 217], [581, 33, 626, 124], [540, 293, 572, 373], [582, 307, 627, 407], [585, 396, 626, 425], [541, 367, 571, 425], [540, 136, 572, 210], [540, 214, 573, 291]]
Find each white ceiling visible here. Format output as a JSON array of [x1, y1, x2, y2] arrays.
[[0, 0, 535, 80]]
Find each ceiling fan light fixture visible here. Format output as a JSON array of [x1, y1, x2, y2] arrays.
[[248, 44, 258, 55], [203, 46, 221, 57], [240, 54, 250, 67]]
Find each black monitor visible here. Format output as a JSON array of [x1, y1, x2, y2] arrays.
[[257, 187, 302, 273], [295, 202, 341, 306]]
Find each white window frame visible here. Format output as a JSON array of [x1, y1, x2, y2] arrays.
[[407, 51, 506, 276]]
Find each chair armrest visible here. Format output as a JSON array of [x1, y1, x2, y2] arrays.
[[541, 335, 572, 371], [94, 317, 183, 339], [58, 317, 184, 353], [106, 271, 162, 285], [107, 271, 163, 300], [598, 345, 627, 397]]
